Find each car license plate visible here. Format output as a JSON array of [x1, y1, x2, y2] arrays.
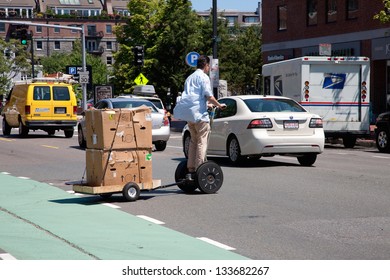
[[284, 120, 299, 129], [55, 107, 66, 114]]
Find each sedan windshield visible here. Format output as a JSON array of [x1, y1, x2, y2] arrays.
[[244, 99, 306, 113]]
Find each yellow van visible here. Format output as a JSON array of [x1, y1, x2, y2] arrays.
[[1, 78, 78, 137]]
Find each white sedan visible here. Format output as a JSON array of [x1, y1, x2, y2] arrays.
[[182, 95, 325, 166]]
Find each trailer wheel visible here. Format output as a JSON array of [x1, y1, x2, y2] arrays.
[[195, 161, 223, 194], [122, 183, 140, 202], [175, 160, 197, 193]]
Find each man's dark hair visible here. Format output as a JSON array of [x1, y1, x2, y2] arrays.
[[197, 55, 210, 69]]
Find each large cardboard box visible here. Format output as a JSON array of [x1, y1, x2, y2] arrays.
[[86, 149, 153, 188], [85, 107, 152, 150]]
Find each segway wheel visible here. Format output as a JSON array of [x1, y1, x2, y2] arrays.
[[122, 182, 140, 202], [195, 161, 223, 194], [175, 160, 197, 193]]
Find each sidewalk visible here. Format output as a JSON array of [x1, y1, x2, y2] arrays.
[[0, 173, 247, 260]]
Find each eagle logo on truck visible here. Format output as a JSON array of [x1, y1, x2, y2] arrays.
[[322, 73, 346, 89]]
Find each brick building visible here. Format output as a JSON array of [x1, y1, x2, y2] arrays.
[[262, 0, 390, 118]]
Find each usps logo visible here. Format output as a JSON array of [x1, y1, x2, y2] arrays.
[[322, 73, 346, 89], [274, 75, 283, 96]]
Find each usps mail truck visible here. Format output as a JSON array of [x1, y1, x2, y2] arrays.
[[262, 56, 370, 148]]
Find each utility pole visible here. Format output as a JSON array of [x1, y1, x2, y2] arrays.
[[212, 0, 218, 99]]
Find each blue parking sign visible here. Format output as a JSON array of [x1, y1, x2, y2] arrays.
[[69, 67, 77, 75], [185, 52, 200, 67]]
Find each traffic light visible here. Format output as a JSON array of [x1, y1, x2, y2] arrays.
[[133, 45, 144, 66], [16, 28, 30, 45]]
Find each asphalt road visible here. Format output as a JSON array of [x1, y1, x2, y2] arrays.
[[0, 128, 389, 260]]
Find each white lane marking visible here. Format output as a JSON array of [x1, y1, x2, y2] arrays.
[[136, 215, 165, 225], [197, 237, 236, 251], [17, 177, 30, 180], [101, 203, 121, 209], [1, 172, 11, 175], [67, 190, 84, 196], [0, 253, 17, 260], [373, 155, 390, 159], [167, 145, 182, 149]]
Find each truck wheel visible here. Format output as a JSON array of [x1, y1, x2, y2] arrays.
[[18, 121, 29, 137], [343, 136, 356, 148], [122, 183, 140, 202], [297, 154, 317, 166], [2, 118, 11, 136], [376, 128, 390, 153], [175, 160, 197, 193], [195, 161, 224, 194]]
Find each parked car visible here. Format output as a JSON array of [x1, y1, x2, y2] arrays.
[[375, 111, 390, 153], [78, 98, 170, 151], [182, 95, 325, 166], [116, 95, 165, 114]]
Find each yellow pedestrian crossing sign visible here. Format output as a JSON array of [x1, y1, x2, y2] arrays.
[[134, 73, 148, 85]]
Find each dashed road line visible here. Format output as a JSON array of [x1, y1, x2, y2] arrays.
[[100, 203, 121, 209], [41, 145, 59, 149], [196, 237, 236, 251], [17, 177, 30, 180], [136, 215, 165, 225], [373, 155, 390, 159]]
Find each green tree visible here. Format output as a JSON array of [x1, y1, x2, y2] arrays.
[[113, 0, 202, 99], [374, 0, 390, 23], [219, 25, 262, 94], [0, 38, 31, 97]]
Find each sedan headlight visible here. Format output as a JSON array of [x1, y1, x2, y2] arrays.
[[309, 118, 323, 128]]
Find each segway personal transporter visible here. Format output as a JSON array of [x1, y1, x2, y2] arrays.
[[173, 106, 224, 194]]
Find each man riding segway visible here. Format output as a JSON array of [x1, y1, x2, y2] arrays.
[[173, 55, 226, 193]]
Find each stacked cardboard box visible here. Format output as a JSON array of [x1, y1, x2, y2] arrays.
[[84, 107, 153, 189]]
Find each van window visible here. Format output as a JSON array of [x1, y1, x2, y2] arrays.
[[34, 86, 51, 100], [53, 87, 70, 100]]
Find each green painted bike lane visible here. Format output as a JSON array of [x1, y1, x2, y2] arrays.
[[0, 173, 248, 260]]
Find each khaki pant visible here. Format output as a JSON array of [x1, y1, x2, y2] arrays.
[[187, 121, 210, 172]]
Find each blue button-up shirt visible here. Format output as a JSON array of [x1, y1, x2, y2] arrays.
[[174, 69, 213, 123]]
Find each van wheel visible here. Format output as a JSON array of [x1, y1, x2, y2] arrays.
[[18, 121, 29, 137], [47, 129, 55, 136], [64, 129, 74, 138], [2, 118, 11, 136]]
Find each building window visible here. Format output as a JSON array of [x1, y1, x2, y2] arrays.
[[243, 16, 259, 23], [225, 16, 238, 25], [106, 41, 112, 50], [54, 25, 60, 33], [106, 24, 112, 34], [0, 23, 5, 33], [278, 5, 287, 31], [107, 56, 113, 65], [54, 41, 61, 50], [326, 0, 337, 23], [347, 0, 358, 19], [36, 26, 42, 33], [307, 0, 318, 26], [36, 41, 43, 50]]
